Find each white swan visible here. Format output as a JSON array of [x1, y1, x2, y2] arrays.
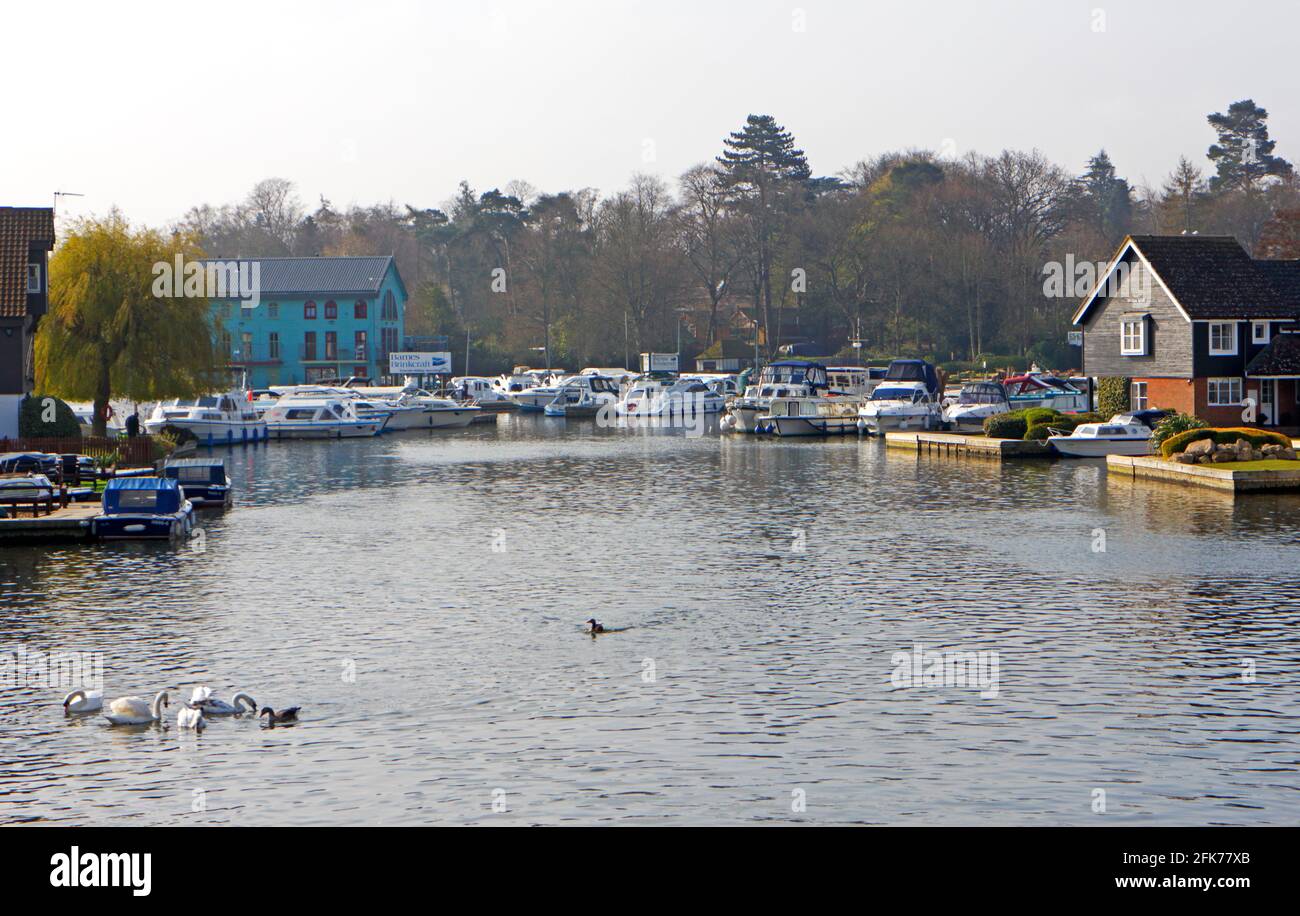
[[176, 704, 206, 731], [103, 691, 169, 725], [191, 687, 257, 715], [62, 689, 103, 714]]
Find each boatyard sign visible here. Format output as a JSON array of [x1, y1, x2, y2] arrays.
[[389, 352, 452, 374]]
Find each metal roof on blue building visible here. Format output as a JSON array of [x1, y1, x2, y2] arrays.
[[200, 256, 398, 296]]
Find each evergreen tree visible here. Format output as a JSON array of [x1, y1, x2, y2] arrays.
[[1207, 99, 1294, 192], [717, 115, 810, 355], [1076, 149, 1133, 245]]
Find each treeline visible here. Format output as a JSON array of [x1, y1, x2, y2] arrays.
[[174, 101, 1300, 373]]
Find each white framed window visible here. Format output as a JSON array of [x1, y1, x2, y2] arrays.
[[1131, 381, 1149, 411], [1120, 318, 1147, 355], [1208, 322, 1238, 355], [1207, 377, 1242, 407], [26, 263, 41, 293], [1252, 321, 1270, 344]]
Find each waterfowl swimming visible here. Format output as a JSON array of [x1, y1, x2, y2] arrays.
[[103, 691, 169, 726], [176, 703, 206, 731], [62, 689, 103, 714], [585, 618, 605, 634], [191, 687, 257, 715], [259, 706, 300, 725]]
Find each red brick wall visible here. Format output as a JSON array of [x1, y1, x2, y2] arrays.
[[1136, 377, 1195, 414]]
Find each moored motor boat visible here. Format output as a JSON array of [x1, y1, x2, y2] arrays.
[[144, 392, 268, 445], [161, 458, 232, 507], [942, 381, 1012, 432], [263, 397, 387, 439], [724, 360, 831, 432], [91, 478, 194, 540], [758, 396, 862, 436], [1047, 416, 1155, 457]]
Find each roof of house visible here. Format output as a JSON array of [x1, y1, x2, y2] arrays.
[[200, 256, 400, 298], [0, 207, 55, 318], [1073, 235, 1300, 324], [1246, 331, 1300, 378]]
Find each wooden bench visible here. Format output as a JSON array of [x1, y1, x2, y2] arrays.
[[0, 475, 57, 518]]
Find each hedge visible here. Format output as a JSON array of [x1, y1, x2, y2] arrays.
[[984, 413, 1028, 439], [19, 394, 82, 438], [1160, 426, 1294, 458], [1096, 377, 1131, 417]]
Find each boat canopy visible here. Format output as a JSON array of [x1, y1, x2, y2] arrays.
[[761, 361, 828, 388], [1004, 373, 1080, 394], [102, 477, 184, 514], [883, 360, 941, 395], [958, 382, 1009, 405], [163, 458, 228, 485]]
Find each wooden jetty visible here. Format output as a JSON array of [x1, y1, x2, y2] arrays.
[[884, 431, 1051, 461], [0, 504, 100, 542]]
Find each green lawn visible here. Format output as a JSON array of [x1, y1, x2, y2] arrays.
[[1185, 459, 1300, 471]]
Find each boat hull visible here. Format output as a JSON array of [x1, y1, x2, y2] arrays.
[[144, 419, 268, 446], [768, 416, 858, 436], [859, 411, 940, 435], [92, 509, 194, 540], [266, 421, 385, 439], [1048, 438, 1153, 458]]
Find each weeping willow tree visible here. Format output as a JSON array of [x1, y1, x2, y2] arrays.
[[37, 211, 219, 436]]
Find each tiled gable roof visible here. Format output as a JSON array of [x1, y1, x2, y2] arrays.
[[1127, 234, 1298, 319], [0, 207, 55, 318], [200, 256, 397, 297], [1246, 331, 1300, 378]]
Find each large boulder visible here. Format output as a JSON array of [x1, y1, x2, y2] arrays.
[[1174, 452, 1198, 464], [1211, 449, 1237, 463], [1233, 439, 1257, 461], [1184, 438, 1215, 459]]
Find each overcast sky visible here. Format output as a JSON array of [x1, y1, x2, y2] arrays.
[[4, 0, 1296, 228]]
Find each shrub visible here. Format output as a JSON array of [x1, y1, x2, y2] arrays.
[[18, 394, 82, 438], [1024, 424, 1054, 441], [1160, 426, 1294, 458], [1150, 412, 1207, 451], [1096, 377, 1130, 417], [985, 413, 1028, 439], [1021, 407, 1062, 426]]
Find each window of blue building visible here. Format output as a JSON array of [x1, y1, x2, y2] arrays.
[[382, 290, 397, 320], [267, 302, 279, 319], [305, 300, 317, 320], [355, 299, 367, 319], [325, 300, 338, 320]]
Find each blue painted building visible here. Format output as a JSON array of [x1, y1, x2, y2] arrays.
[[206, 256, 407, 388]]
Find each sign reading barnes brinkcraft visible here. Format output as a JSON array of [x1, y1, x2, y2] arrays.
[[389, 351, 451, 374]]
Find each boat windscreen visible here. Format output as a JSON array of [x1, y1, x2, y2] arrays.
[[871, 386, 918, 400]]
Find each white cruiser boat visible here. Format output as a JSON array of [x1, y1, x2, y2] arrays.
[[1047, 415, 1154, 457], [495, 367, 563, 398], [515, 374, 619, 412], [857, 383, 943, 434], [622, 378, 726, 417], [827, 366, 886, 397], [1003, 373, 1090, 413], [942, 382, 1012, 432], [723, 361, 829, 432], [758, 396, 862, 436], [543, 385, 602, 418], [263, 397, 387, 439], [144, 392, 268, 445], [450, 377, 518, 411]]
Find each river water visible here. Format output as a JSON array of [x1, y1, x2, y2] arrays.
[[3, 414, 1299, 825]]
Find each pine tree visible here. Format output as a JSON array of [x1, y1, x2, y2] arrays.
[[1077, 149, 1133, 244], [1207, 99, 1294, 192], [717, 115, 810, 356]]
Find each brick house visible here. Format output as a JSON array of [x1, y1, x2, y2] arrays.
[[1071, 234, 1300, 427], [0, 207, 56, 438]]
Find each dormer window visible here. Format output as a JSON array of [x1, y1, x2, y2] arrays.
[[26, 263, 41, 293], [1120, 315, 1148, 355], [1252, 321, 1270, 344]]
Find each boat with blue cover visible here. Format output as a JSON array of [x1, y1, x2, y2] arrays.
[[161, 458, 232, 507], [91, 478, 194, 540]]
